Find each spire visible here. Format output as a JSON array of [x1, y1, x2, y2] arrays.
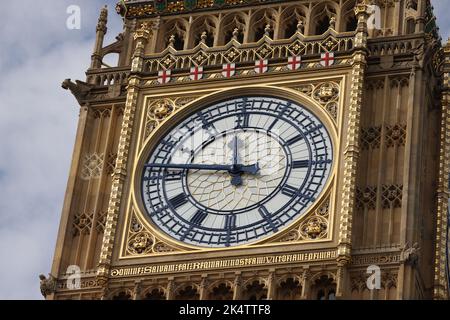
[[97, 5, 108, 34], [91, 5, 108, 69]]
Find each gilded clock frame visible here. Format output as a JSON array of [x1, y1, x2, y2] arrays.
[[118, 76, 345, 259]]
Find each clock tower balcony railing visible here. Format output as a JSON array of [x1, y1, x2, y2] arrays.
[[83, 31, 427, 88], [142, 29, 356, 74]]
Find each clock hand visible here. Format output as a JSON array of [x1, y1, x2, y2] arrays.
[[145, 162, 260, 174], [230, 135, 243, 186]]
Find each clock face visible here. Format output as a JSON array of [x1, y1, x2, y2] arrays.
[[141, 96, 333, 248]]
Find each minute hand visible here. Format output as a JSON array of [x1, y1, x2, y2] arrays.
[[145, 163, 260, 174]]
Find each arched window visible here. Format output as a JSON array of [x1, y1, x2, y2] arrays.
[[345, 16, 358, 32], [310, 2, 337, 36], [143, 288, 166, 300], [219, 13, 246, 45], [174, 285, 199, 300], [190, 16, 217, 48], [208, 283, 233, 300], [405, 18, 415, 34], [160, 19, 187, 51], [341, 0, 358, 32], [311, 275, 336, 300], [242, 280, 267, 300], [111, 291, 131, 300], [278, 277, 302, 300], [279, 6, 307, 38], [249, 9, 277, 42]]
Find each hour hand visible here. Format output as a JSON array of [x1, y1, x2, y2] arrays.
[[145, 163, 232, 171], [144, 162, 260, 175]]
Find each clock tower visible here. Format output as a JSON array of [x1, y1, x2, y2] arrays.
[[46, 0, 450, 300]]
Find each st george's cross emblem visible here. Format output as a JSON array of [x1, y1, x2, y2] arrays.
[[158, 69, 171, 84], [254, 59, 268, 74], [287, 56, 302, 70], [222, 63, 236, 78], [320, 52, 335, 67], [190, 66, 204, 81]]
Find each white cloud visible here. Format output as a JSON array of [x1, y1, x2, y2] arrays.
[[0, 0, 121, 299], [0, 0, 448, 300]]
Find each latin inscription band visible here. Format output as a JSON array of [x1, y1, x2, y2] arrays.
[[111, 250, 337, 277]]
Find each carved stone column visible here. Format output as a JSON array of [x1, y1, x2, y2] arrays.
[[300, 267, 310, 300], [232, 272, 242, 300], [336, 1, 370, 298], [199, 276, 208, 300], [266, 269, 276, 300], [133, 280, 142, 300], [434, 39, 450, 300], [96, 22, 152, 288], [166, 278, 175, 300]]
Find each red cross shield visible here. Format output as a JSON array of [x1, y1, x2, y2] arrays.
[[189, 66, 204, 81], [158, 69, 171, 84], [222, 63, 236, 78], [320, 52, 335, 67], [288, 56, 302, 70], [255, 59, 268, 74]]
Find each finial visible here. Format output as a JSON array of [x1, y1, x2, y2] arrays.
[[297, 20, 304, 33], [232, 28, 240, 40], [264, 24, 272, 36], [168, 34, 176, 47], [330, 16, 336, 29], [200, 31, 207, 43], [97, 5, 108, 33]]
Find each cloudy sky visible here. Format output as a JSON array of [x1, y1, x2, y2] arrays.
[[0, 0, 449, 300]]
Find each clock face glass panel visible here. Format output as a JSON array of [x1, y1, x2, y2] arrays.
[[141, 96, 333, 248]]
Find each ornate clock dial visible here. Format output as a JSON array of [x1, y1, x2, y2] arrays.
[[141, 96, 333, 248]]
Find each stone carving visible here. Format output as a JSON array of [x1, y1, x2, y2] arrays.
[[125, 209, 177, 256], [95, 211, 107, 233], [39, 274, 57, 298], [385, 124, 406, 147], [360, 126, 382, 150], [81, 153, 104, 180], [150, 101, 174, 119], [62, 79, 92, 105], [400, 242, 420, 266], [276, 197, 330, 242], [355, 186, 377, 210], [143, 97, 199, 143], [128, 232, 154, 255], [293, 81, 340, 121], [381, 184, 403, 209], [73, 212, 93, 236]]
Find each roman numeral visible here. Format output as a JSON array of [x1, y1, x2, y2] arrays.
[[143, 171, 183, 182], [282, 184, 299, 198], [258, 206, 278, 232], [292, 160, 310, 169], [169, 193, 188, 209], [224, 215, 236, 230], [268, 103, 290, 131], [235, 113, 250, 128], [190, 210, 208, 226], [164, 171, 183, 181], [286, 134, 304, 146], [197, 112, 218, 134]]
